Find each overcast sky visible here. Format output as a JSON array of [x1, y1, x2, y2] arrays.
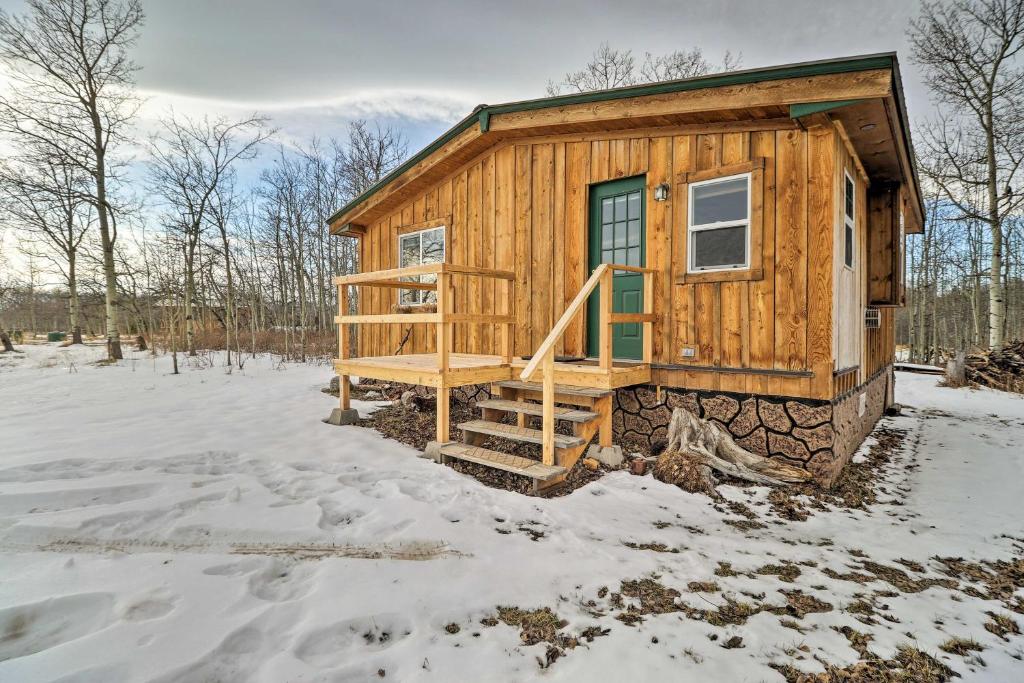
[[0, 0, 938, 153], [0, 0, 936, 275]]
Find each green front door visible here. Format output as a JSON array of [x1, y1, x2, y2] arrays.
[[587, 176, 646, 360]]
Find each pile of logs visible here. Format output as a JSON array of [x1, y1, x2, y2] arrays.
[[963, 341, 1024, 393]]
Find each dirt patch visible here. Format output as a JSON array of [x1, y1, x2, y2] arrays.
[[486, 605, 609, 669], [622, 541, 679, 553], [935, 554, 1024, 611], [768, 590, 834, 619], [766, 426, 908, 521], [687, 581, 720, 593], [755, 563, 802, 583]]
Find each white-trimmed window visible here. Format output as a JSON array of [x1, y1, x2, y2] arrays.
[[398, 226, 445, 305], [687, 173, 751, 272], [843, 172, 855, 269]]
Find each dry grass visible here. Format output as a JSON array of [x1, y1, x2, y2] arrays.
[[771, 645, 956, 682], [167, 328, 338, 362], [938, 636, 985, 656], [495, 606, 568, 646], [984, 611, 1020, 640]]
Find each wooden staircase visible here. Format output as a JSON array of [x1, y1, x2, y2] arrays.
[[438, 379, 615, 493]]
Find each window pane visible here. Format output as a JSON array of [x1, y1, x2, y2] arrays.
[[399, 234, 420, 268], [614, 222, 627, 248], [421, 228, 444, 264], [400, 286, 419, 306], [692, 177, 748, 225], [627, 191, 640, 220], [692, 225, 747, 269], [602, 249, 614, 263], [602, 198, 614, 223], [614, 248, 626, 265], [627, 246, 640, 267], [627, 220, 640, 246], [614, 195, 627, 221], [601, 225, 613, 249], [845, 225, 854, 267], [845, 177, 855, 219]]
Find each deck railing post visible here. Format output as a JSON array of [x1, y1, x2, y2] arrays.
[[436, 271, 451, 443], [436, 272, 451, 373], [501, 278, 514, 364], [542, 346, 555, 465], [642, 270, 654, 364], [599, 268, 613, 370], [338, 283, 351, 411]]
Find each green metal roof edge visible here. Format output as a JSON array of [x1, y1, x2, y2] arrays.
[[789, 99, 867, 119], [328, 52, 902, 228]]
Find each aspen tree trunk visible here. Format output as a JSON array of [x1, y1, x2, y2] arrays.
[[68, 250, 82, 344], [985, 109, 1005, 349], [92, 112, 122, 360], [221, 230, 235, 366]]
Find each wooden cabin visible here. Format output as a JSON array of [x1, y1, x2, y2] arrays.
[[327, 53, 921, 491]]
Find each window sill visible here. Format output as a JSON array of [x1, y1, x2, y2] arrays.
[[676, 268, 763, 284]]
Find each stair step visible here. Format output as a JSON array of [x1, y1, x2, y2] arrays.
[[457, 420, 585, 448], [476, 399, 598, 423], [495, 380, 613, 398], [439, 443, 566, 481]]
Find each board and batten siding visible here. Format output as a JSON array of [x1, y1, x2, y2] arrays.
[[354, 124, 857, 401]]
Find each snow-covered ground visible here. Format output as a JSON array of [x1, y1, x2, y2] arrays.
[[1, 344, 1022, 682]]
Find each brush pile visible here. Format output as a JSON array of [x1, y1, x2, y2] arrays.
[[964, 341, 1024, 393]]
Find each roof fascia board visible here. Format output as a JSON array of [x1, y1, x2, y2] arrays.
[[328, 53, 899, 228]]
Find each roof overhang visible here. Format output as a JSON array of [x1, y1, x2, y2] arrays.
[[329, 53, 924, 235]]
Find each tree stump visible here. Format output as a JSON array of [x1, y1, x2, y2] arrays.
[[653, 408, 811, 495]]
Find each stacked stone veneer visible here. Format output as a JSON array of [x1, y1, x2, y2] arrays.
[[612, 367, 893, 486], [392, 365, 892, 487]]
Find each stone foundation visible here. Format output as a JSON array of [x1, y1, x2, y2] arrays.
[[612, 366, 894, 487], [376, 367, 894, 487]]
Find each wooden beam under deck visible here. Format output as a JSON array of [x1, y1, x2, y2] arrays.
[[334, 353, 514, 389]]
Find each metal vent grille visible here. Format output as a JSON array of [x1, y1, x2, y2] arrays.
[[864, 307, 881, 329]]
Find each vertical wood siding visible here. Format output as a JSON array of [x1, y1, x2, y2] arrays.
[[354, 124, 895, 401]]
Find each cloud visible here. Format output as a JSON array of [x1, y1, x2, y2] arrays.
[[133, 87, 477, 148]]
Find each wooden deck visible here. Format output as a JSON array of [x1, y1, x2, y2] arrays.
[[335, 353, 512, 388], [334, 353, 650, 390], [511, 358, 650, 389]]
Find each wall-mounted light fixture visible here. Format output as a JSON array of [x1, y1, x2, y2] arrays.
[[653, 183, 670, 202]]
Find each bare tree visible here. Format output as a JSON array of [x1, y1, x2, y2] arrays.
[[0, 0, 144, 360], [0, 154, 94, 344], [339, 121, 408, 198], [147, 113, 271, 356], [909, 0, 1024, 348], [546, 43, 740, 96], [640, 48, 741, 83]]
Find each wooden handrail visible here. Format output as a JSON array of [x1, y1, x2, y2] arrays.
[[520, 264, 609, 381], [335, 261, 516, 443], [521, 262, 655, 466], [520, 262, 654, 381], [333, 263, 515, 286]]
